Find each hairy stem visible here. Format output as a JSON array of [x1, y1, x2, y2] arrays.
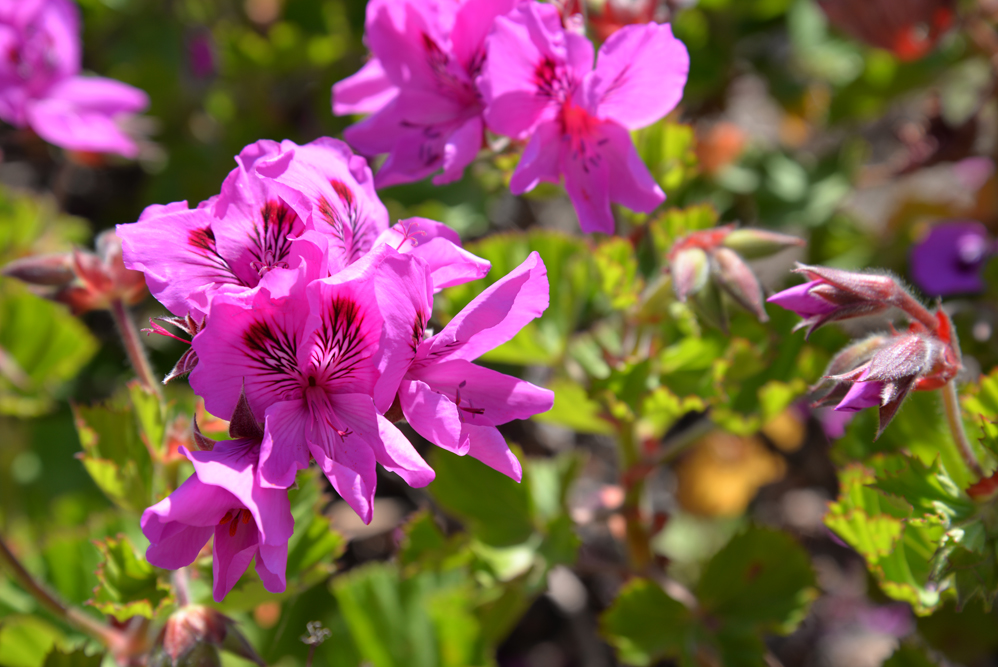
[[0, 534, 121, 647], [173, 567, 191, 608], [110, 297, 161, 398], [942, 379, 983, 479]]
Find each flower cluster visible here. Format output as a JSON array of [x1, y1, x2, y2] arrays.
[[769, 263, 961, 436], [117, 137, 554, 600], [0, 0, 148, 156], [333, 0, 689, 234]]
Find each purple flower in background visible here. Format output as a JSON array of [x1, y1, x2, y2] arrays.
[[909, 220, 994, 296], [142, 398, 293, 602], [190, 245, 435, 523], [480, 2, 688, 233], [398, 251, 554, 481], [334, 0, 521, 187], [188, 30, 215, 79], [0, 0, 148, 156]]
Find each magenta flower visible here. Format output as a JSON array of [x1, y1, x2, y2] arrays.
[[480, 3, 688, 234], [190, 245, 434, 523], [833, 378, 883, 413], [0, 0, 148, 156], [142, 430, 293, 602], [909, 220, 994, 297], [333, 0, 521, 187], [398, 251, 554, 481]]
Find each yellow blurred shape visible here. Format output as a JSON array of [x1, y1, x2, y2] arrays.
[[676, 431, 786, 517], [761, 409, 806, 453]]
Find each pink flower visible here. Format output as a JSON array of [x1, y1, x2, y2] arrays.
[[333, 0, 521, 187], [117, 137, 386, 317], [480, 2, 688, 233], [142, 424, 293, 602], [0, 0, 148, 156], [189, 245, 435, 523], [398, 251, 554, 481], [371, 217, 491, 291]]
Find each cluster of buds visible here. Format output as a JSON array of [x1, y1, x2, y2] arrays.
[[817, 0, 955, 62], [770, 264, 962, 437], [2, 230, 146, 315], [668, 225, 804, 330], [148, 605, 263, 667]]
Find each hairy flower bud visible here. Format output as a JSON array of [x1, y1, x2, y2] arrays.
[[712, 247, 767, 322], [720, 228, 805, 259], [2, 230, 147, 315], [670, 247, 709, 302]]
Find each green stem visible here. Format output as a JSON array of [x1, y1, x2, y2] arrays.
[[942, 379, 984, 479], [109, 297, 161, 398], [618, 422, 652, 572], [0, 534, 122, 648]]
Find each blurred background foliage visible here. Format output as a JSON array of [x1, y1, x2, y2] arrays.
[[3, 0, 998, 665]]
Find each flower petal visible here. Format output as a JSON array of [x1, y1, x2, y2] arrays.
[[463, 423, 522, 482], [400, 377, 465, 454], [371, 414, 436, 487], [433, 115, 483, 186], [509, 119, 562, 195], [600, 121, 665, 214], [259, 399, 312, 490], [212, 519, 260, 602], [332, 58, 399, 116]]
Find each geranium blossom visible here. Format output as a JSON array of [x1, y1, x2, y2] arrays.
[[333, 0, 520, 187], [480, 2, 688, 233], [189, 244, 435, 522], [0, 0, 148, 156]]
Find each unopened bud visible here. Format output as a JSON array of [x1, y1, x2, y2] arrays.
[[721, 229, 804, 259], [670, 247, 709, 302], [688, 277, 728, 333], [712, 247, 767, 322], [2, 254, 75, 286], [152, 606, 263, 667]]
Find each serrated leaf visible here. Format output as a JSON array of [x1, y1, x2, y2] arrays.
[[73, 401, 153, 512], [600, 579, 695, 667], [633, 120, 699, 193], [533, 377, 614, 435], [428, 448, 533, 548], [128, 381, 165, 456], [872, 454, 975, 523], [0, 615, 68, 667], [638, 386, 705, 441], [89, 534, 171, 621], [697, 526, 817, 634]]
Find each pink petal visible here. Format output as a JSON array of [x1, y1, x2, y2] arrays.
[[560, 128, 614, 234], [463, 424, 522, 482], [413, 359, 554, 426], [212, 519, 260, 602], [332, 58, 399, 116], [433, 114, 483, 185], [451, 0, 519, 72], [372, 414, 436, 487], [399, 377, 465, 454], [255, 543, 288, 594], [509, 119, 561, 194], [601, 120, 665, 213], [343, 98, 407, 156], [307, 418, 379, 525], [374, 217, 491, 291], [835, 381, 885, 413], [259, 399, 312, 489], [142, 476, 233, 569], [585, 22, 688, 130], [138, 200, 190, 221], [424, 250, 548, 362]]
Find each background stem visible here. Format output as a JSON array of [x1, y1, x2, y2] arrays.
[[109, 297, 161, 398], [618, 422, 652, 572], [942, 380, 983, 479]]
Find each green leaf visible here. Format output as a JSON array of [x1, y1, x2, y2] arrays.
[[73, 401, 154, 513], [428, 448, 533, 547], [532, 378, 614, 435], [128, 381, 165, 456], [285, 469, 346, 578], [882, 643, 941, 667], [594, 238, 642, 310], [871, 454, 975, 524], [697, 526, 817, 634], [42, 648, 104, 667], [648, 204, 719, 260], [88, 534, 171, 621], [633, 120, 699, 193], [0, 615, 67, 667], [0, 286, 98, 417], [946, 544, 998, 611], [600, 579, 695, 667]]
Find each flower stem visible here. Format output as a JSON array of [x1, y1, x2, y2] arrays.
[[942, 379, 983, 479], [173, 567, 191, 608], [618, 422, 652, 572], [109, 297, 161, 398], [0, 534, 122, 648]]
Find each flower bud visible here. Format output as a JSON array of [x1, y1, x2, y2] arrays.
[[670, 247, 709, 302], [721, 228, 805, 260], [151, 606, 263, 667], [1, 254, 75, 286], [712, 247, 767, 322]]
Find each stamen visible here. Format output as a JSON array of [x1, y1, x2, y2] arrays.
[[219, 510, 234, 524], [229, 513, 239, 537]]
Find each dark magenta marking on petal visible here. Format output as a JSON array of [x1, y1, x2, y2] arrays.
[[309, 296, 371, 384], [242, 318, 303, 399], [318, 182, 376, 263], [249, 199, 297, 276]]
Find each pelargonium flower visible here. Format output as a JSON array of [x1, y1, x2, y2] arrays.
[[117, 137, 386, 318], [0, 0, 148, 156], [371, 217, 491, 291], [480, 2, 688, 233], [190, 244, 434, 523], [333, 0, 521, 187], [909, 220, 994, 297], [142, 395, 293, 602], [398, 251, 554, 481]]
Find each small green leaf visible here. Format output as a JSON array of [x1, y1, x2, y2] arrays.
[[73, 401, 154, 512], [89, 534, 171, 621], [697, 526, 817, 634], [428, 448, 533, 547], [0, 615, 68, 667], [871, 454, 975, 524], [882, 643, 941, 667], [633, 120, 699, 193], [42, 648, 104, 667], [534, 378, 614, 435], [600, 579, 695, 667], [594, 238, 642, 310], [128, 381, 165, 456]]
